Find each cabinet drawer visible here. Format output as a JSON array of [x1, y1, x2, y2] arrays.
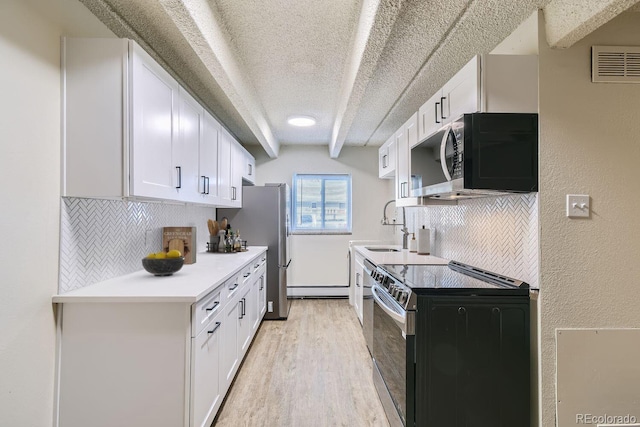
[[239, 264, 253, 285], [225, 273, 243, 301], [193, 285, 224, 337], [251, 254, 266, 274]]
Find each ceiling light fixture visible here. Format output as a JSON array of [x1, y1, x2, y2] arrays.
[[287, 115, 316, 127]]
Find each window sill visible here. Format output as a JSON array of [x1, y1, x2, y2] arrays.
[[291, 231, 353, 236]]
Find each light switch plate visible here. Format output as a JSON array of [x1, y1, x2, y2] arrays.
[[566, 194, 590, 218]]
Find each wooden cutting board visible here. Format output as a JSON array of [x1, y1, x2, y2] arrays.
[[162, 227, 196, 264]]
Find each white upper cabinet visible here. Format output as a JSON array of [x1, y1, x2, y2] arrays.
[[378, 135, 396, 179], [396, 113, 420, 207], [127, 41, 182, 201], [175, 87, 204, 203], [200, 111, 221, 205], [240, 146, 256, 185], [218, 129, 233, 206], [230, 140, 244, 208], [62, 37, 245, 207], [63, 38, 132, 199], [417, 54, 538, 143]]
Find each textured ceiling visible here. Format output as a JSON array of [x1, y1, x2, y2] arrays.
[[78, 0, 640, 158]]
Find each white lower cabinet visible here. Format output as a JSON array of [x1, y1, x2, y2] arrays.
[[55, 251, 267, 427], [237, 285, 253, 357], [221, 294, 240, 390], [354, 251, 365, 324], [191, 312, 222, 427]]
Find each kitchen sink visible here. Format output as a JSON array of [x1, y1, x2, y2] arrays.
[[365, 247, 400, 252]]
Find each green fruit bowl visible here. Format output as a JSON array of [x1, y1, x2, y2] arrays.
[[142, 257, 184, 276]]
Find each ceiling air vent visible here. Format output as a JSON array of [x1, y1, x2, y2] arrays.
[[592, 46, 640, 83]]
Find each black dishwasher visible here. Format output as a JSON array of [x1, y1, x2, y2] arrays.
[[376, 262, 530, 427]]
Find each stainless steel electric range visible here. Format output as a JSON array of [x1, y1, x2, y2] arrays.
[[368, 261, 531, 427]]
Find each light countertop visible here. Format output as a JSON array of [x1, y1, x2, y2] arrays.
[[53, 246, 268, 304], [354, 245, 449, 266]]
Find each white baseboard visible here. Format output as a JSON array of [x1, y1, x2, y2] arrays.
[[287, 285, 349, 298]]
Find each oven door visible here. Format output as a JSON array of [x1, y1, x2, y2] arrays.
[[371, 284, 415, 427]]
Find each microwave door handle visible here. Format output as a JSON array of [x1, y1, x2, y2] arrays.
[[440, 125, 453, 181]]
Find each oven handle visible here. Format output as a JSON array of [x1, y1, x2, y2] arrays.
[[372, 284, 406, 326]]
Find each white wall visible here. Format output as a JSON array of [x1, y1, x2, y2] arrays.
[[247, 145, 396, 287], [0, 1, 114, 425], [538, 11, 640, 426]]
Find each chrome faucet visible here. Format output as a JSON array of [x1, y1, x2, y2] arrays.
[[381, 199, 410, 250]]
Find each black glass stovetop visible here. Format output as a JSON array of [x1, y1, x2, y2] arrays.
[[379, 261, 530, 296]]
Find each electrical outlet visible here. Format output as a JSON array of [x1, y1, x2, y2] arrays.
[[566, 194, 590, 218], [268, 301, 273, 312]]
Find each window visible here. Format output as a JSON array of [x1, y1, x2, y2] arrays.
[[292, 174, 352, 234]]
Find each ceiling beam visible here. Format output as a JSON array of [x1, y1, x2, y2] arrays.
[[328, 0, 404, 159], [159, 0, 279, 157], [544, 0, 640, 48]]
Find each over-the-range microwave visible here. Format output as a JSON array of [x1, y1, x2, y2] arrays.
[[410, 112, 538, 200]]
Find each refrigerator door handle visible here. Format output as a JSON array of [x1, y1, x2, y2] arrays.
[[278, 259, 292, 269]]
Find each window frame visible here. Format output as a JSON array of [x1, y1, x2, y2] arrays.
[[291, 173, 352, 235]]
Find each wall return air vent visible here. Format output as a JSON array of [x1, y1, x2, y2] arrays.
[[592, 46, 640, 83]]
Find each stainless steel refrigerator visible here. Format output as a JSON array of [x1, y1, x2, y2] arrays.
[[217, 183, 291, 320]]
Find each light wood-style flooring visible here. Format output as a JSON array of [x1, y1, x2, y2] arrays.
[[213, 299, 390, 427]]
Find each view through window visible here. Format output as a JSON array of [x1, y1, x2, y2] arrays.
[[292, 174, 351, 233]]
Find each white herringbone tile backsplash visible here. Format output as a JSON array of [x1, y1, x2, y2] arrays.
[[404, 193, 539, 288], [59, 198, 215, 293]]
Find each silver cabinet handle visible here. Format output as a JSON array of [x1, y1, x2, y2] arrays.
[[175, 166, 182, 189], [243, 272, 251, 278], [201, 176, 207, 194], [440, 96, 447, 120], [229, 283, 239, 291], [207, 322, 221, 334], [382, 154, 388, 168], [239, 299, 245, 319]]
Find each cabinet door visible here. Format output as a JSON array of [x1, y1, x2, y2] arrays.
[[249, 277, 260, 332], [230, 141, 244, 208], [354, 252, 365, 324], [395, 125, 408, 200], [221, 299, 239, 389], [237, 286, 252, 358], [415, 296, 530, 426], [200, 111, 220, 205], [218, 130, 233, 206], [443, 55, 480, 122], [243, 150, 256, 185], [191, 315, 221, 427], [130, 42, 180, 200], [417, 90, 443, 142], [378, 136, 396, 179], [258, 272, 266, 319], [176, 88, 203, 203], [354, 268, 363, 325], [396, 113, 420, 206]]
